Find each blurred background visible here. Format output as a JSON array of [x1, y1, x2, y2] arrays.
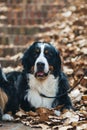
[[0, 0, 73, 46], [0, 0, 87, 79]]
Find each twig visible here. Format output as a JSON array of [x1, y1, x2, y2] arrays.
[[68, 70, 87, 93]]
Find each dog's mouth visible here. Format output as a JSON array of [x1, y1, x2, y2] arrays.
[[35, 71, 49, 79]]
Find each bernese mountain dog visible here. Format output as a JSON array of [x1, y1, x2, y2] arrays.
[[0, 41, 72, 120], [20, 41, 72, 111]]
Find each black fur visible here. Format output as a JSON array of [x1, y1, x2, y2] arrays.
[[0, 69, 21, 119], [52, 72, 72, 110]]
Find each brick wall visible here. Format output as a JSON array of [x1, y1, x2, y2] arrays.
[[0, 0, 67, 45]]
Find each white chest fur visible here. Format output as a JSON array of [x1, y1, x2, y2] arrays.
[[25, 74, 59, 108]]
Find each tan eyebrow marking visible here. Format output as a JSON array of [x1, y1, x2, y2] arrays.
[[45, 50, 49, 54]]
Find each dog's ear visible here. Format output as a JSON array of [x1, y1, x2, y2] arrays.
[[54, 49, 61, 76], [22, 47, 31, 72], [22, 42, 37, 73]]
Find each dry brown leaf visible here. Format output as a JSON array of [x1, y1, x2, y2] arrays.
[[15, 109, 26, 117], [26, 111, 38, 117], [36, 107, 54, 115], [62, 110, 79, 124], [58, 125, 73, 130], [82, 95, 87, 101], [39, 113, 49, 122]]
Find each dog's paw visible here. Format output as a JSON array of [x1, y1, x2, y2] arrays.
[[2, 114, 14, 121], [54, 110, 61, 116]]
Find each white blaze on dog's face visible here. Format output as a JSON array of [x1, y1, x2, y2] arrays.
[[34, 43, 49, 79]]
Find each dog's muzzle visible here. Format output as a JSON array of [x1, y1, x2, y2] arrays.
[[37, 62, 45, 72], [35, 62, 49, 79]]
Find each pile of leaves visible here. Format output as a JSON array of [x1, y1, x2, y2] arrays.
[[2, 0, 87, 129], [14, 100, 87, 129]]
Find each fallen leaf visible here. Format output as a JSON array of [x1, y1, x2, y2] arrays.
[[26, 111, 38, 117], [82, 95, 87, 101], [15, 109, 26, 117]]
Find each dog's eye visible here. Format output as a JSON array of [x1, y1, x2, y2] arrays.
[[35, 48, 40, 53], [33, 48, 40, 58], [45, 50, 53, 58]]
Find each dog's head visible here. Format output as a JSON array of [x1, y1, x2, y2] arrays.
[[22, 42, 61, 79]]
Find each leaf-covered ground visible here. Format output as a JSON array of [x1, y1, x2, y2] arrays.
[[1, 0, 87, 129]]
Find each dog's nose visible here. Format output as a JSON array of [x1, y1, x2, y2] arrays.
[[37, 62, 45, 71]]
